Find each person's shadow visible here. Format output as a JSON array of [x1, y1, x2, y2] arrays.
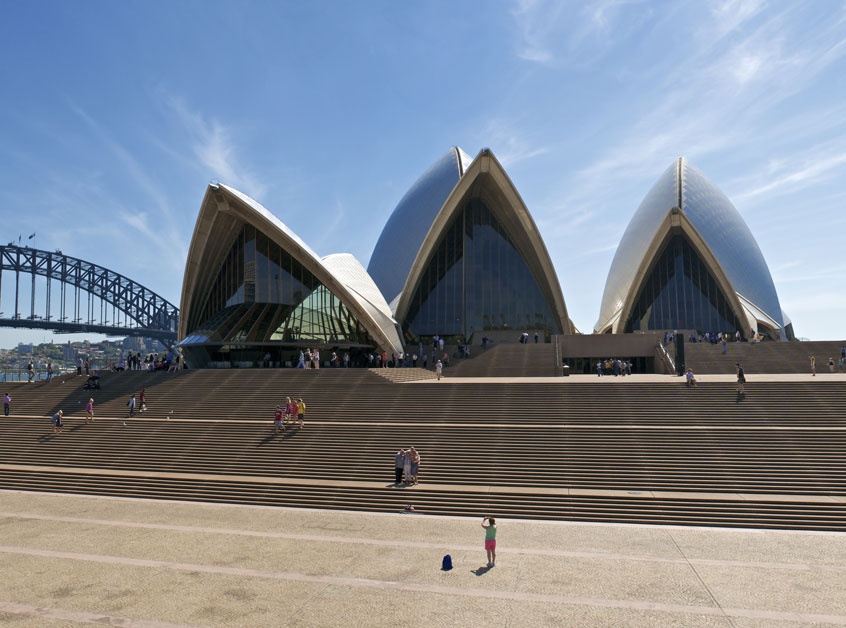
[[471, 565, 493, 576], [257, 429, 301, 446]]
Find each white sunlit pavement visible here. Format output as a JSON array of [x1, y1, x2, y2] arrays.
[[1, 490, 845, 628]]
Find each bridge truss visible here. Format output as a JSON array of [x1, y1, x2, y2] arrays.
[[0, 244, 178, 343]]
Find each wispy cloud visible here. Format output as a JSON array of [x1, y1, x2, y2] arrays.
[[511, 0, 653, 67], [707, 0, 766, 39], [66, 103, 188, 276], [481, 118, 549, 167], [161, 93, 267, 199], [733, 149, 846, 201], [556, 3, 846, 212]]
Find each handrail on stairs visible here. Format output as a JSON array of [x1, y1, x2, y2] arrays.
[[552, 335, 561, 377], [656, 342, 676, 375]]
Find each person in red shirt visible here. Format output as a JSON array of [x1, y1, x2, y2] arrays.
[[273, 405, 284, 434]]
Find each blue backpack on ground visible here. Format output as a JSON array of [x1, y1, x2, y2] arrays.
[[441, 554, 452, 570]]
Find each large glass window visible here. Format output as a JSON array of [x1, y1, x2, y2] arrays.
[[624, 235, 745, 334], [404, 198, 559, 341], [186, 225, 374, 347]]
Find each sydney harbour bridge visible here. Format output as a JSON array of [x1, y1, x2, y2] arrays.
[[0, 244, 178, 344]]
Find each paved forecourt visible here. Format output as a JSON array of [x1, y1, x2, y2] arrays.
[[1, 490, 845, 628]]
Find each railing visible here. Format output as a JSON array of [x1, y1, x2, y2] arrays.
[[552, 335, 561, 376], [0, 368, 75, 382], [656, 342, 676, 375]]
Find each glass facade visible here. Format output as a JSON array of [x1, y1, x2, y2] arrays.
[[183, 224, 374, 349], [624, 235, 745, 334], [598, 158, 787, 335], [404, 198, 559, 341]]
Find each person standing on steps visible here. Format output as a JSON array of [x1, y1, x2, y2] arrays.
[[296, 397, 306, 428], [274, 405, 284, 434], [435, 359, 443, 381], [3, 392, 10, 416], [85, 398, 94, 423], [402, 448, 412, 485], [410, 446, 420, 485], [394, 449, 406, 485], [52, 410, 64, 434], [76, 356, 83, 376], [482, 516, 497, 567], [810, 355, 816, 376], [735, 363, 745, 397], [27, 360, 34, 383], [127, 394, 136, 418], [139, 388, 147, 413], [534, 331, 539, 344]]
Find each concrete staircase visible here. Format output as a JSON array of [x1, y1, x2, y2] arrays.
[[445, 343, 558, 377], [369, 367, 438, 382], [1, 370, 844, 530], [682, 340, 846, 374]]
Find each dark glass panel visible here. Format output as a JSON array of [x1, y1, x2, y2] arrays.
[[184, 224, 377, 356], [404, 198, 560, 341], [255, 231, 268, 304], [623, 235, 744, 334]]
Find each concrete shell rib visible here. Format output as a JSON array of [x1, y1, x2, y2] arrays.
[[178, 183, 403, 353], [367, 147, 473, 305], [393, 148, 573, 335], [595, 158, 786, 336]]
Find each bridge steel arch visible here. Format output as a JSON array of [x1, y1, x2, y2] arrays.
[[0, 244, 178, 343]]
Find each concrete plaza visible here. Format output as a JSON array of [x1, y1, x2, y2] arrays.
[[1, 490, 845, 627]]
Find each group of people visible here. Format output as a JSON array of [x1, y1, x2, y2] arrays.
[[688, 330, 741, 344], [684, 363, 745, 393], [16, 360, 55, 383], [394, 447, 421, 485], [273, 397, 306, 433], [296, 349, 322, 369], [75, 352, 180, 375], [126, 389, 147, 416], [596, 359, 633, 376], [822, 347, 846, 374], [518, 332, 540, 344]]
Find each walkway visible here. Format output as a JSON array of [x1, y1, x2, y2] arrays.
[[1, 490, 844, 627]]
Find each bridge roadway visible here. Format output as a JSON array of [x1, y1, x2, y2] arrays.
[[0, 243, 178, 342], [0, 369, 844, 531]]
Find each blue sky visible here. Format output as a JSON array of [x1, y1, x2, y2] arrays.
[[0, 0, 844, 348]]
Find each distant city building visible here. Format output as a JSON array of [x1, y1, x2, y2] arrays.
[[17, 343, 33, 354], [62, 342, 76, 362], [123, 336, 145, 351]]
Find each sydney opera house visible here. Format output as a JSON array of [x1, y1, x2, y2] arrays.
[[596, 158, 793, 341], [177, 148, 792, 368]]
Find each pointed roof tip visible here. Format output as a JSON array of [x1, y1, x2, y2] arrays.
[[453, 146, 474, 176]]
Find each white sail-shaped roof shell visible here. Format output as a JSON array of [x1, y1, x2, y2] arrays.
[[596, 158, 787, 337], [179, 183, 402, 353], [368, 147, 473, 305]]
